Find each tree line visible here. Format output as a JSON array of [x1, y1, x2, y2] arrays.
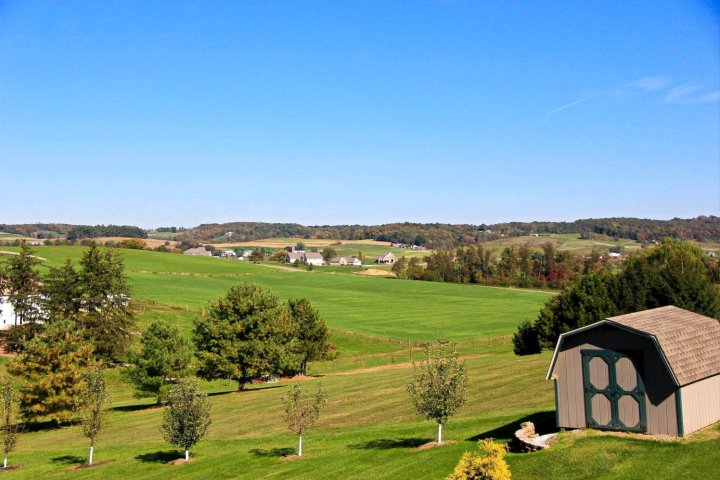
[[512, 240, 720, 355], [174, 216, 720, 248], [392, 242, 612, 289]]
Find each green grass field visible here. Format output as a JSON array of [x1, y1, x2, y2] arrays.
[[0, 246, 718, 479]]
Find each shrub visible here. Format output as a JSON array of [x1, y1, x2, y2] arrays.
[[447, 439, 511, 480], [511, 320, 541, 355]]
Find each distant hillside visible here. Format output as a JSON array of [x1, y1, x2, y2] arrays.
[[0, 223, 147, 240], [176, 216, 720, 248]]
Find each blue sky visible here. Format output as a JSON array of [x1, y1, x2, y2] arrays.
[[1, 1, 718, 228]]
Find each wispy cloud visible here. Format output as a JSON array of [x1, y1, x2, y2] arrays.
[[663, 83, 702, 103], [544, 96, 591, 116], [625, 76, 669, 92], [691, 91, 720, 104]]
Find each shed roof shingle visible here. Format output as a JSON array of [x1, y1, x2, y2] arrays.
[[606, 306, 720, 386]]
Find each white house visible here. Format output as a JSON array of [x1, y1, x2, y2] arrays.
[[303, 252, 325, 266], [376, 252, 396, 264], [329, 256, 362, 267], [220, 250, 236, 258], [0, 296, 45, 331], [285, 252, 304, 264]]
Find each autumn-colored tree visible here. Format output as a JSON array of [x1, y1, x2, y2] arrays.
[[9, 321, 99, 424]]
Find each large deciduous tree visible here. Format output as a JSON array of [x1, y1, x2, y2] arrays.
[[288, 299, 333, 376], [407, 341, 468, 444], [193, 283, 300, 390], [282, 384, 327, 457], [9, 321, 99, 424], [161, 379, 211, 462], [123, 321, 193, 404]]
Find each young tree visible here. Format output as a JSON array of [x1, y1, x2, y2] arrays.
[[78, 367, 109, 465], [282, 384, 327, 457], [123, 321, 193, 404], [193, 283, 300, 390], [9, 320, 99, 424], [2, 241, 42, 326], [248, 249, 264, 262], [288, 299, 334, 375], [0, 380, 20, 469], [391, 256, 408, 279], [406, 341, 468, 444], [161, 379, 211, 462]]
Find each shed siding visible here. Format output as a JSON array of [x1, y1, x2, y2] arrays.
[[680, 374, 720, 435], [552, 325, 678, 435]]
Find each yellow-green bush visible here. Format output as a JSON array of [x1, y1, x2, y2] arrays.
[[446, 439, 511, 480]]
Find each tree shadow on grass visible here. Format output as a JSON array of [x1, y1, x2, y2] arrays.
[[112, 403, 161, 413], [249, 447, 295, 457], [208, 385, 283, 397], [347, 438, 432, 450], [467, 410, 557, 442], [51, 455, 85, 465], [24, 420, 74, 433], [135, 451, 181, 464]]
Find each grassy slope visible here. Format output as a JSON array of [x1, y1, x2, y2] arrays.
[[0, 246, 718, 478], [10, 247, 551, 342]]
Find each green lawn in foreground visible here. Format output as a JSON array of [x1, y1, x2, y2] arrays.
[[5, 247, 552, 342], [1, 345, 718, 479]]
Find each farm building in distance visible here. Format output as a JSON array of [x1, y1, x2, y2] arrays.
[[375, 252, 396, 264], [183, 247, 212, 256], [329, 256, 362, 267], [285, 251, 325, 266], [547, 306, 720, 436]]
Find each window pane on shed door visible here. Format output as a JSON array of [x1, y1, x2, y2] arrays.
[[618, 395, 640, 428], [591, 393, 612, 426], [589, 356, 609, 389], [615, 357, 638, 391]]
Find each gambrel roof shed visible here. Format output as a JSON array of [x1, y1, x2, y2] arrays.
[[547, 306, 720, 436]]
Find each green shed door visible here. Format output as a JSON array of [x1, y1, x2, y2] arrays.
[[581, 350, 647, 432]]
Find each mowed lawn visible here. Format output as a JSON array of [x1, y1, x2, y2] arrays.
[[4, 247, 552, 342], [1, 346, 718, 479]]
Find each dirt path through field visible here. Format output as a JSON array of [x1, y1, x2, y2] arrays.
[[0, 251, 47, 261], [325, 353, 493, 376]]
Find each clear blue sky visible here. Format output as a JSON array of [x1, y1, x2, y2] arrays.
[[1, 1, 718, 228]]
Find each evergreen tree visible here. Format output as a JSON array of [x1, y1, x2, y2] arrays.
[[406, 341, 468, 444], [9, 321, 99, 424], [161, 379, 211, 462], [78, 367, 109, 465], [123, 321, 193, 404], [74, 243, 135, 360], [41, 259, 83, 321], [193, 283, 300, 390], [2, 241, 42, 326], [288, 299, 334, 375]]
